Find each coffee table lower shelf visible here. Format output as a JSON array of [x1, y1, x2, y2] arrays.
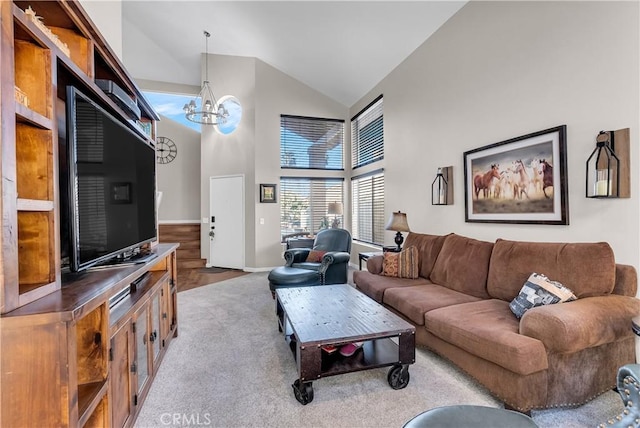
[[275, 285, 415, 405]]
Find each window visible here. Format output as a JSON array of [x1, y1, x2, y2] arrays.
[[280, 115, 344, 170], [280, 177, 344, 239], [351, 95, 383, 169], [142, 91, 201, 133], [351, 170, 385, 245]]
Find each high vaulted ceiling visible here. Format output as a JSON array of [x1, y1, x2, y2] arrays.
[[121, 1, 466, 107]]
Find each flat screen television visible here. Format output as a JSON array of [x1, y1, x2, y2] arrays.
[[61, 86, 157, 272]]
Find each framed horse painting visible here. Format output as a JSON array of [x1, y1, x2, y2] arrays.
[[463, 125, 568, 225]]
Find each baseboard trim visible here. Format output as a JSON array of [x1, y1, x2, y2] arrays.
[[244, 267, 277, 273]]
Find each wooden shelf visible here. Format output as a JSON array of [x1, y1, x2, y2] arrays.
[[78, 380, 108, 427], [81, 392, 108, 428], [15, 123, 54, 201], [109, 271, 169, 329], [13, 37, 52, 120], [17, 198, 55, 211], [15, 102, 53, 129], [2, 2, 170, 426], [13, 2, 92, 76], [17, 211, 56, 290]]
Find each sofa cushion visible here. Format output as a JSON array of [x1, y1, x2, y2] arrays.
[[429, 234, 493, 299], [353, 270, 430, 303], [487, 239, 616, 301], [383, 284, 482, 325], [382, 246, 419, 279], [509, 273, 577, 319], [403, 232, 450, 278], [424, 299, 548, 375]]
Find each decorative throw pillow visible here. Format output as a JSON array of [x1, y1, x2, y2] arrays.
[[305, 250, 327, 263], [382, 246, 419, 279], [509, 273, 577, 319]]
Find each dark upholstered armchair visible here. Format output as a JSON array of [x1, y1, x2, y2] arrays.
[[268, 228, 351, 295], [284, 228, 351, 284], [599, 364, 640, 427]]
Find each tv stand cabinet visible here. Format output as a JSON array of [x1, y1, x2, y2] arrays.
[[0, 1, 175, 427], [2, 244, 179, 428]]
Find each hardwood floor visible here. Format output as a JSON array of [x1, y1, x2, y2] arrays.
[[177, 267, 249, 292], [158, 224, 249, 292]]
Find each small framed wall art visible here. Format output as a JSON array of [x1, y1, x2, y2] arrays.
[[260, 184, 277, 203]]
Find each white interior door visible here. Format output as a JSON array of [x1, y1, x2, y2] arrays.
[[208, 175, 244, 269]]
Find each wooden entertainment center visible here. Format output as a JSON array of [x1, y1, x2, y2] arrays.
[[0, 1, 178, 427]]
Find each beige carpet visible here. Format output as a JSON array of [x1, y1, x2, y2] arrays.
[[134, 272, 622, 428]]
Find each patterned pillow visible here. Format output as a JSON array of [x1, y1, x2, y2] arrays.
[[509, 273, 577, 319], [382, 246, 419, 279], [305, 250, 327, 263]]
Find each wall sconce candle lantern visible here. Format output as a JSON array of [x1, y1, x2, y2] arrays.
[[431, 166, 453, 205], [586, 129, 630, 198]]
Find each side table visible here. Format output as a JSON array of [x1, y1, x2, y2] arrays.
[[358, 252, 383, 270]]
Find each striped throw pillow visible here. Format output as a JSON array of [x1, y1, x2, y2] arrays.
[[382, 246, 419, 279]]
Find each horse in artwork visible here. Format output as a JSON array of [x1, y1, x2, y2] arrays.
[[473, 164, 502, 199], [512, 160, 531, 199], [540, 159, 553, 198]]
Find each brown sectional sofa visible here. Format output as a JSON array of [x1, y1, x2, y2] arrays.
[[353, 232, 640, 412]]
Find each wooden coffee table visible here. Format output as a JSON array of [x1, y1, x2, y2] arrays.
[[275, 284, 415, 405]]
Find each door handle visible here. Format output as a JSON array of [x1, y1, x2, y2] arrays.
[[209, 230, 215, 238]]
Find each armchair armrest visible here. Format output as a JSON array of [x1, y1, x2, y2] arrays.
[[519, 295, 640, 353], [284, 248, 311, 266], [318, 251, 351, 274]]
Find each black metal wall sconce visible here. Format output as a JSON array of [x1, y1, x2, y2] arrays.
[[432, 166, 453, 205], [586, 129, 630, 198]]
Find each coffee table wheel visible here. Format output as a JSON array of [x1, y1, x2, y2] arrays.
[[388, 364, 410, 390], [292, 379, 314, 405]]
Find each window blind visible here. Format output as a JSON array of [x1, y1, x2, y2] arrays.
[[281, 115, 344, 170], [351, 170, 385, 245], [351, 95, 383, 169], [280, 177, 344, 239]]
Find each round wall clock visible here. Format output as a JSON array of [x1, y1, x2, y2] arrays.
[[156, 136, 177, 164]]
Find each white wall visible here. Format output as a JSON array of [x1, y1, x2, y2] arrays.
[[80, 0, 123, 59], [351, 1, 640, 268], [155, 114, 201, 223], [199, 54, 257, 266], [254, 60, 348, 268], [198, 54, 347, 269]]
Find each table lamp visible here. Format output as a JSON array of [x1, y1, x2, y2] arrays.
[[385, 211, 410, 251], [327, 202, 343, 228]]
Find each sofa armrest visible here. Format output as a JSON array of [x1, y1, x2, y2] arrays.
[[614, 263, 638, 297], [284, 248, 311, 266], [519, 295, 640, 353], [366, 255, 384, 274]]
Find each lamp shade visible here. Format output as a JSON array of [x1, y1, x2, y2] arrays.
[[327, 202, 343, 215], [385, 211, 410, 232]]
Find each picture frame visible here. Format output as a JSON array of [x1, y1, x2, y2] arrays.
[[463, 125, 568, 225], [110, 182, 132, 204], [260, 183, 277, 203]]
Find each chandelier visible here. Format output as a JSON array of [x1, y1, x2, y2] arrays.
[[183, 31, 230, 126]]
